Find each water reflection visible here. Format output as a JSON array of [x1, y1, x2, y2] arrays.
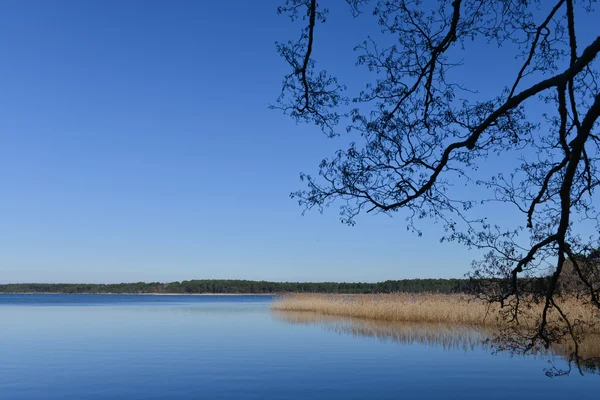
[[272, 310, 600, 374], [272, 310, 490, 351]]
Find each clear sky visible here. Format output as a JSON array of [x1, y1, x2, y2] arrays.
[[0, 0, 596, 283]]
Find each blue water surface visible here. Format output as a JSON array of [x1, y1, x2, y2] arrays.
[[0, 294, 597, 399]]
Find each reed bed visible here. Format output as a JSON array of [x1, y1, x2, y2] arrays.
[[271, 293, 600, 333], [272, 293, 498, 326]]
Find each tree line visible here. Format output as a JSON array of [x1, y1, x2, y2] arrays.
[[0, 279, 471, 294]]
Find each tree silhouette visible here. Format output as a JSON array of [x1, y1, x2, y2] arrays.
[[275, 0, 600, 373]]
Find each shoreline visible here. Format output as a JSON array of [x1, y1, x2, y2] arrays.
[[0, 292, 277, 296]]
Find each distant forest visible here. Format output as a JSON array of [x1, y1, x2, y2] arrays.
[[0, 279, 471, 294]]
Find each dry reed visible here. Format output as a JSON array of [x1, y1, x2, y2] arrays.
[[271, 293, 600, 333]]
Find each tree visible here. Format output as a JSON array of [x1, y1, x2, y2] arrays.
[[275, 0, 600, 373]]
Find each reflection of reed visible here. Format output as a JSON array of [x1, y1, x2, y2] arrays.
[[554, 335, 600, 364], [272, 310, 490, 352], [272, 310, 600, 369]]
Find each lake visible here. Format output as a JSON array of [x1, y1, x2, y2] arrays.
[[1, 294, 598, 399]]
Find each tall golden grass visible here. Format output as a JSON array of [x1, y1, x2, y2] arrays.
[[271, 293, 600, 333]]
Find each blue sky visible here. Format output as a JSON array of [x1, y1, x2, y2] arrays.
[[0, 1, 596, 283]]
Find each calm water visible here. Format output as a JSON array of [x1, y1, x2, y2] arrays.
[[1, 294, 598, 399]]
